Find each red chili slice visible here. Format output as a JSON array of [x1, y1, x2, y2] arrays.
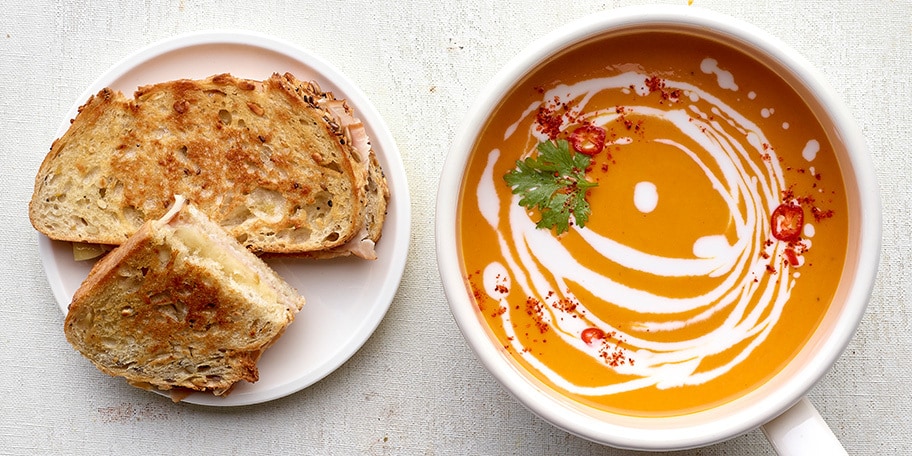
[[771, 203, 804, 242], [784, 247, 800, 267], [581, 327, 605, 346], [569, 125, 606, 156]]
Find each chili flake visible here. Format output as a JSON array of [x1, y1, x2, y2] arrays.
[[525, 297, 549, 334]]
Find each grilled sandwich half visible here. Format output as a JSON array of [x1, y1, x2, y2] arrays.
[[30, 72, 388, 257], [63, 196, 306, 399]]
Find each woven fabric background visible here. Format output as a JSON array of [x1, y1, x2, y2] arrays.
[[1, 0, 909, 454]]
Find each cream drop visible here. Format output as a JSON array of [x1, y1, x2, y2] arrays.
[[802, 139, 820, 162], [700, 58, 739, 91], [634, 181, 658, 213], [803, 223, 816, 238]]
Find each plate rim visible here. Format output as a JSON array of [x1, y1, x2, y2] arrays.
[[37, 29, 411, 406]]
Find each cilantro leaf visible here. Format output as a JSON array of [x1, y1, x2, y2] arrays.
[[503, 139, 597, 235]]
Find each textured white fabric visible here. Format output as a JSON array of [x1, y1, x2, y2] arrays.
[[1, 0, 909, 454]]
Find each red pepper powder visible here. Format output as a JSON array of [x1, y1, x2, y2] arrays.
[[525, 297, 549, 334]]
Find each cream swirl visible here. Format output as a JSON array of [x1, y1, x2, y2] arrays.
[[478, 67, 816, 396]]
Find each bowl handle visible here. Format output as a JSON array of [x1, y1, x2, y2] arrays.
[[760, 396, 847, 455]]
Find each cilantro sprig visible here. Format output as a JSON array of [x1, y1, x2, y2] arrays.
[[503, 139, 598, 235]]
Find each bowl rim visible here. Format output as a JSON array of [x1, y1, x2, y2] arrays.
[[436, 4, 881, 450]]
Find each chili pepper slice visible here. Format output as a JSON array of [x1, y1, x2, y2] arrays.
[[569, 125, 606, 156], [771, 203, 804, 242]]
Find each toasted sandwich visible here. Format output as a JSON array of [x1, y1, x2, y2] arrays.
[[279, 77, 390, 260], [30, 72, 386, 256], [63, 196, 306, 398]]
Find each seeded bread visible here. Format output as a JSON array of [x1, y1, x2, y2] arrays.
[[30, 73, 368, 254], [63, 196, 306, 398], [282, 77, 390, 260]]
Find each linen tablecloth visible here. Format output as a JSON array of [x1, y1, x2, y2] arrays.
[[2, 1, 909, 454]]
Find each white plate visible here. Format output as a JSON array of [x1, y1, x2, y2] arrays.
[[38, 30, 411, 406]]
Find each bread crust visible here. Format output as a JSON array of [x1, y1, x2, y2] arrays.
[[30, 73, 374, 254]]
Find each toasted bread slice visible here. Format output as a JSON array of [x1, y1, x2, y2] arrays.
[[63, 196, 305, 398], [281, 77, 390, 260], [30, 73, 366, 254], [301, 152, 388, 259]]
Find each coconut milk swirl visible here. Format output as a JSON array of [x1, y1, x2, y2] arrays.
[[476, 67, 816, 395]]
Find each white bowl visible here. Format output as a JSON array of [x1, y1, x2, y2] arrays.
[[436, 5, 880, 451]]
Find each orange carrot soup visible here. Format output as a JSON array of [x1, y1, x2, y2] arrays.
[[456, 30, 848, 416]]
